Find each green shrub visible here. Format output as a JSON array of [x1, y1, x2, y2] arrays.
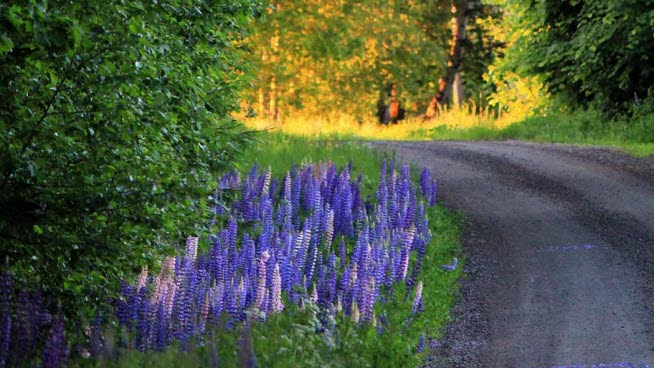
[[0, 0, 263, 323]]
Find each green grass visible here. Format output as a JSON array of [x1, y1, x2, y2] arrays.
[[82, 132, 463, 367], [236, 132, 388, 195], [427, 108, 654, 157]]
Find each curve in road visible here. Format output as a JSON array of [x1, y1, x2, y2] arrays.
[[370, 141, 654, 368]]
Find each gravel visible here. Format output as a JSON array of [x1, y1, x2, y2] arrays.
[[370, 140, 654, 368]]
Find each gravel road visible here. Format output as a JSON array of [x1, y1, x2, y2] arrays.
[[369, 140, 654, 368]]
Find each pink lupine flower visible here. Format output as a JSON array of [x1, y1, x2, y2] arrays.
[[152, 276, 163, 303], [270, 263, 284, 313], [335, 295, 343, 313], [351, 302, 360, 323], [412, 281, 423, 314], [165, 283, 176, 317], [324, 209, 334, 247], [350, 264, 358, 287], [262, 168, 271, 195], [237, 277, 246, 308], [254, 251, 270, 309], [310, 283, 318, 304], [201, 292, 211, 323], [406, 225, 416, 247], [162, 256, 176, 281], [136, 266, 148, 292], [400, 248, 410, 281]]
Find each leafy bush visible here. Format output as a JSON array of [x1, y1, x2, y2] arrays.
[[0, 0, 263, 322], [507, 0, 654, 112]]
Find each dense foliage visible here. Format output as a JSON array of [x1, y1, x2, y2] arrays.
[[0, 0, 262, 321], [244, 0, 505, 118], [505, 0, 654, 112]]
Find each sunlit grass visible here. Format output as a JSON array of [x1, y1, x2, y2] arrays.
[[241, 105, 654, 157], [241, 104, 530, 141]]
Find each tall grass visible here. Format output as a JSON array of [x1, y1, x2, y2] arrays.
[[241, 104, 529, 141]]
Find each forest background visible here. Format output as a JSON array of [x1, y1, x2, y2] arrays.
[[242, 0, 654, 154]]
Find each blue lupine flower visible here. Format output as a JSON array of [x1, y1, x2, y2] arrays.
[[441, 258, 458, 271], [0, 160, 442, 360], [416, 334, 426, 353], [41, 315, 68, 368]]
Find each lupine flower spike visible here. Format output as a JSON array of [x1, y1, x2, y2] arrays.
[[441, 257, 458, 271]]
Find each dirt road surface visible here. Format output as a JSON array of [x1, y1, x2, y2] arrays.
[[369, 141, 654, 368]]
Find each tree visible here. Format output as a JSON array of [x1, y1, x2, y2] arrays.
[[505, 0, 654, 113], [0, 0, 262, 322], [424, 0, 506, 117], [244, 0, 450, 119]]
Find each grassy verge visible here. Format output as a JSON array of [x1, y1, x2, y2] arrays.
[[236, 132, 384, 188], [74, 132, 462, 367], [427, 109, 654, 157], [242, 106, 654, 157]]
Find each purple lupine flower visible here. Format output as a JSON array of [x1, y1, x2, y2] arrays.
[[416, 334, 426, 353], [96, 159, 440, 354], [88, 314, 103, 358], [211, 283, 225, 320], [338, 239, 346, 265], [11, 288, 41, 363], [116, 281, 132, 327], [403, 190, 417, 230], [339, 265, 350, 294], [225, 281, 239, 317], [292, 169, 302, 224], [41, 315, 68, 368], [261, 289, 270, 315], [441, 258, 458, 272], [420, 168, 431, 196], [0, 272, 11, 368], [302, 175, 314, 212], [281, 253, 294, 293], [429, 337, 437, 350], [429, 179, 438, 206], [389, 189, 398, 228], [269, 177, 278, 201], [238, 276, 249, 312], [326, 254, 337, 305], [136, 287, 149, 351], [277, 177, 293, 228], [361, 276, 376, 321]]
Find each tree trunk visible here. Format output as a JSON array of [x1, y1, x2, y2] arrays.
[[425, 0, 472, 118], [452, 71, 463, 108], [270, 3, 281, 121], [269, 75, 277, 122]]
